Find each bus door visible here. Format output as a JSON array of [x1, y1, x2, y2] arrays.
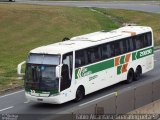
[[60, 52, 73, 95]]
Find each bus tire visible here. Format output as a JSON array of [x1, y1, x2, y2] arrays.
[[134, 66, 142, 81], [125, 69, 134, 84], [9, 0, 15, 2], [75, 86, 85, 102]]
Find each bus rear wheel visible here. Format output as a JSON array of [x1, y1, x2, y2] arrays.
[[75, 87, 85, 102], [134, 66, 142, 81], [125, 69, 134, 84]]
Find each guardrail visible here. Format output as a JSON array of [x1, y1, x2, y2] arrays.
[[48, 77, 160, 120], [73, 78, 160, 115]]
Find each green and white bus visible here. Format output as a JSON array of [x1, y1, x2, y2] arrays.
[[24, 26, 154, 104]]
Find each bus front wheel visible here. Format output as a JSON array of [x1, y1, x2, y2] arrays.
[[75, 86, 85, 102]]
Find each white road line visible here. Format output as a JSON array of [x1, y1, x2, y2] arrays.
[[24, 100, 30, 104], [79, 92, 116, 107], [0, 90, 24, 99], [0, 106, 14, 112]]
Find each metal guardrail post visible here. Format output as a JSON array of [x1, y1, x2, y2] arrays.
[[134, 88, 136, 110]]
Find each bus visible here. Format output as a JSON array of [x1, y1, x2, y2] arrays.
[[24, 26, 154, 104]]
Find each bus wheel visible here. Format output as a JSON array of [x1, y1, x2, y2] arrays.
[[134, 66, 142, 81], [125, 69, 134, 84], [75, 86, 85, 102]]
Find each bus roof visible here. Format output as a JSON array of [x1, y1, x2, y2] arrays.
[[30, 26, 152, 55]]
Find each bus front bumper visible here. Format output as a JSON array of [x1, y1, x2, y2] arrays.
[[25, 92, 63, 104]]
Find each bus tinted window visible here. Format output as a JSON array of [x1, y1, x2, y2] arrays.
[[114, 41, 121, 56], [123, 39, 129, 53], [86, 46, 101, 64], [128, 37, 136, 51], [101, 44, 112, 59], [145, 32, 152, 46], [120, 40, 124, 54], [135, 35, 143, 49], [75, 50, 86, 68], [75, 32, 152, 68], [110, 42, 115, 57], [135, 33, 152, 49]]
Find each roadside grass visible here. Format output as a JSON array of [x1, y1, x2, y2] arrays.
[[0, 4, 159, 91], [93, 8, 160, 46], [0, 4, 118, 91]]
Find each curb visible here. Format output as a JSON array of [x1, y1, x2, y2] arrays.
[[0, 85, 24, 96]]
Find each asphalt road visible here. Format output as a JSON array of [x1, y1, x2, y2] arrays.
[[0, 1, 159, 119], [0, 49, 159, 120], [14, 1, 160, 13]]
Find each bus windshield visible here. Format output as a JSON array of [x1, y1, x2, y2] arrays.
[[25, 54, 60, 92]]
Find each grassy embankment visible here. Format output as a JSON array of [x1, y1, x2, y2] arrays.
[[93, 8, 160, 45], [0, 4, 118, 91], [0, 4, 159, 91]]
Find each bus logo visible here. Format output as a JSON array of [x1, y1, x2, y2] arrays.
[[77, 68, 92, 79]]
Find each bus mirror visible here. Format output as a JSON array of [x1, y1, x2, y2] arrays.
[[56, 65, 61, 78], [17, 61, 26, 76]]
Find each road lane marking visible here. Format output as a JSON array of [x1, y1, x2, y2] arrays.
[[24, 100, 30, 104], [0, 90, 24, 99], [79, 92, 116, 107], [0, 106, 14, 112]]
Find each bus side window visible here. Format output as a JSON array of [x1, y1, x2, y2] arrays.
[[101, 43, 112, 59], [123, 39, 129, 53], [94, 46, 101, 62], [119, 40, 124, 54], [128, 37, 136, 51], [86, 48, 92, 64], [135, 35, 144, 49], [145, 32, 152, 46], [110, 42, 115, 57], [75, 50, 86, 68], [86, 46, 101, 64], [114, 41, 121, 56]]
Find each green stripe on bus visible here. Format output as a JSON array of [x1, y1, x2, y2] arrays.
[[132, 52, 137, 61], [75, 47, 153, 79], [132, 47, 153, 61], [75, 59, 114, 79], [120, 55, 125, 64], [117, 65, 122, 75], [136, 47, 153, 59]]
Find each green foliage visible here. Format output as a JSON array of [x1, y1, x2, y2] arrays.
[[0, 4, 118, 90], [0, 4, 159, 91], [94, 8, 160, 46]]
